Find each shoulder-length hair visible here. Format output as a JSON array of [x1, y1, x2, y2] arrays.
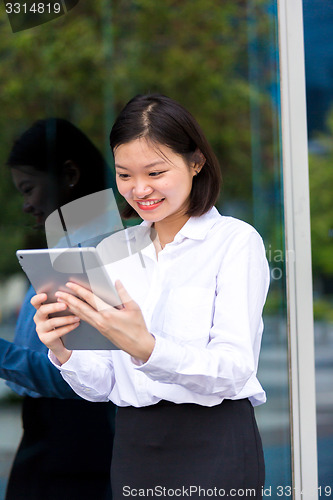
[[110, 94, 222, 219], [7, 118, 111, 199]]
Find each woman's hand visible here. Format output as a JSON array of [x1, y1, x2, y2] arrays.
[[56, 280, 155, 362], [54, 280, 155, 363], [30, 293, 78, 364]]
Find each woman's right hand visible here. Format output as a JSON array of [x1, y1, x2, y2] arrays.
[[31, 293, 79, 365]]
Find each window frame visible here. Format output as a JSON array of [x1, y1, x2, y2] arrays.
[[278, 0, 318, 498]]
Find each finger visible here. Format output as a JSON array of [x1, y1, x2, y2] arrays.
[[31, 293, 48, 309], [39, 321, 81, 341], [55, 290, 103, 324], [36, 301, 68, 319], [51, 321, 80, 337], [62, 282, 110, 311], [44, 315, 80, 332], [114, 280, 136, 309]]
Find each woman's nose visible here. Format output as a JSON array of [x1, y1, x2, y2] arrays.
[[133, 180, 153, 198], [23, 201, 33, 214]]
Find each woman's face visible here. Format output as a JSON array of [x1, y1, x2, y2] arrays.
[[11, 165, 63, 227], [114, 139, 197, 225]]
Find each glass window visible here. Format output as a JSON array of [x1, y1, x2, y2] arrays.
[[0, 0, 292, 495], [303, 0, 333, 492]]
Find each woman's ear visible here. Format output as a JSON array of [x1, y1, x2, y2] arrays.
[[62, 160, 81, 188], [191, 149, 206, 176]]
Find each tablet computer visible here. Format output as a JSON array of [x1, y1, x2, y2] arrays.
[[16, 247, 121, 350]]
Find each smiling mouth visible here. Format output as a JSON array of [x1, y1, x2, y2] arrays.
[[136, 199, 164, 206], [135, 198, 165, 210]]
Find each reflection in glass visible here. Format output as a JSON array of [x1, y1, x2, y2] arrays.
[[0, 0, 293, 493], [241, 1, 291, 490]]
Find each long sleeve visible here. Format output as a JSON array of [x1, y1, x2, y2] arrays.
[[2, 286, 80, 399], [136, 230, 269, 402], [1, 339, 80, 399], [49, 349, 116, 402]]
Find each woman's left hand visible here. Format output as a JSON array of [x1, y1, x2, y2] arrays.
[[55, 280, 155, 363]]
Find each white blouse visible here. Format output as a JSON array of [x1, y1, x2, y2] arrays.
[[49, 207, 270, 408]]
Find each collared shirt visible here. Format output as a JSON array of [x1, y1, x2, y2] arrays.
[[50, 207, 270, 407]]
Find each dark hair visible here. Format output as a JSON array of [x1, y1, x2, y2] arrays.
[[110, 94, 222, 218], [7, 118, 113, 199]]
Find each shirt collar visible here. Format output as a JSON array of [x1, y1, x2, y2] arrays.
[[140, 206, 221, 242]]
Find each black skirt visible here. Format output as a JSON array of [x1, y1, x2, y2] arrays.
[[111, 399, 264, 500]]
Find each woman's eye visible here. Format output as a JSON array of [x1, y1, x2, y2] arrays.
[[149, 171, 165, 177], [22, 187, 33, 195], [117, 173, 130, 179]]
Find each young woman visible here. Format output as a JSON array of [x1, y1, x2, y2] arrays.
[[32, 95, 270, 499]]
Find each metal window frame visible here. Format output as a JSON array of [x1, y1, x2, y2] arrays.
[[278, 1, 318, 499]]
